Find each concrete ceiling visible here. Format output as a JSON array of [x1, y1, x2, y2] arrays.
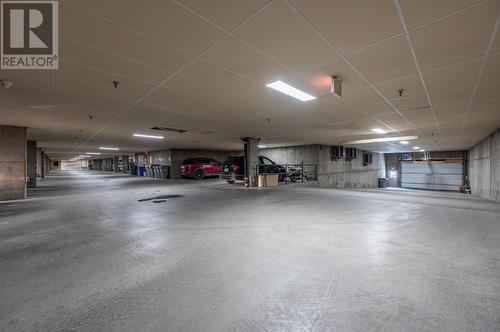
[[1, 0, 499, 159]]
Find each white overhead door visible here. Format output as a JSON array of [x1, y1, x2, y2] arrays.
[[400, 162, 463, 191]]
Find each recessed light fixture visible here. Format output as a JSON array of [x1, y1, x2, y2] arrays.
[[413, 146, 420, 150], [419, 149, 425, 152], [99, 147, 119, 151], [400, 141, 409, 145], [266, 80, 316, 101], [258, 145, 266, 148], [342, 135, 418, 145], [86, 152, 101, 155], [371, 128, 386, 134], [133, 133, 164, 139]]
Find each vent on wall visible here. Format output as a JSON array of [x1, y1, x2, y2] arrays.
[[345, 148, 357, 161], [331, 145, 344, 161], [151, 126, 187, 133], [363, 152, 372, 166]]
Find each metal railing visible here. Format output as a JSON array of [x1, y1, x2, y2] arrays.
[[255, 163, 317, 184]]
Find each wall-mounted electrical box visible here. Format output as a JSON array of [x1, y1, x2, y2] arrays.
[[331, 145, 344, 161]]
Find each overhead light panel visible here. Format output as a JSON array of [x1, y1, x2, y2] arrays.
[[266, 80, 316, 101], [258, 145, 266, 148], [419, 149, 425, 152], [86, 152, 101, 155], [400, 141, 409, 145], [99, 147, 119, 151], [133, 133, 164, 139], [342, 135, 418, 145], [371, 128, 386, 134], [413, 146, 420, 150]]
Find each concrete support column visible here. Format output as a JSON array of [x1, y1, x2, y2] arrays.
[[107, 158, 113, 171], [114, 157, 120, 172], [241, 137, 260, 187], [40, 151, 45, 178], [27, 140, 37, 188], [36, 148, 42, 178], [122, 155, 129, 173], [101, 159, 106, 171], [0, 125, 27, 201], [44, 155, 50, 174]]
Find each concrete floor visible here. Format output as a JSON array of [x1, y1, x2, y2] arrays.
[[1, 171, 500, 331]]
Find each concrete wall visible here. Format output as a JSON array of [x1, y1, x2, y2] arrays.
[[260, 144, 384, 188], [61, 160, 88, 170], [0, 125, 26, 201], [468, 128, 500, 202], [259, 145, 320, 165], [318, 146, 384, 188]]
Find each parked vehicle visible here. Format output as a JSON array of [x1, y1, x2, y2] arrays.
[[220, 156, 286, 183], [286, 165, 308, 182], [181, 158, 221, 180]]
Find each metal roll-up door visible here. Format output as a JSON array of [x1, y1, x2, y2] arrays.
[[400, 162, 463, 191]]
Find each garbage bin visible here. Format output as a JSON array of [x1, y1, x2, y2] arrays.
[[130, 163, 137, 176], [160, 165, 170, 179], [152, 165, 160, 178], [138, 166, 145, 177], [378, 178, 389, 188]]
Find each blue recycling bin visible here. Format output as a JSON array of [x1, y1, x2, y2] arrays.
[[138, 166, 145, 177]]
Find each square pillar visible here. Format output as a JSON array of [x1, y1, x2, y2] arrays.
[[0, 125, 27, 201], [27, 140, 37, 188], [241, 137, 260, 187], [107, 158, 113, 171], [40, 151, 45, 178], [114, 157, 120, 172], [36, 148, 42, 177]]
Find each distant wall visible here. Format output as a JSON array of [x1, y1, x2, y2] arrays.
[[468, 128, 500, 202], [259, 145, 320, 165], [61, 160, 88, 170], [260, 144, 384, 188], [318, 146, 384, 188]]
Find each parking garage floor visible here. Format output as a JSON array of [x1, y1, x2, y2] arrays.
[[1, 171, 500, 331]]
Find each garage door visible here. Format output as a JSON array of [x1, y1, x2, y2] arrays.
[[400, 162, 463, 191]]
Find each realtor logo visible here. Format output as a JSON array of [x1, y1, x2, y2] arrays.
[[1, 1, 58, 69]]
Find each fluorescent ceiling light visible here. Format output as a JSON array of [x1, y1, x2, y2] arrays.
[[86, 152, 101, 155], [371, 128, 386, 134], [266, 80, 316, 101], [419, 149, 425, 152], [413, 146, 420, 150], [258, 145, 266, 148], [400, 141, 409, 145], [133, 133, 164, 139], [342, 135, 418, 145], [99, 147, 119, 151]]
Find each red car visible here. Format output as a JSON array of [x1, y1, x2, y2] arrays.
[[181, 158, 221, 180]]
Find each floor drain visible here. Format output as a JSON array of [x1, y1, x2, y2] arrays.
[[138, 194, 183, 202]]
